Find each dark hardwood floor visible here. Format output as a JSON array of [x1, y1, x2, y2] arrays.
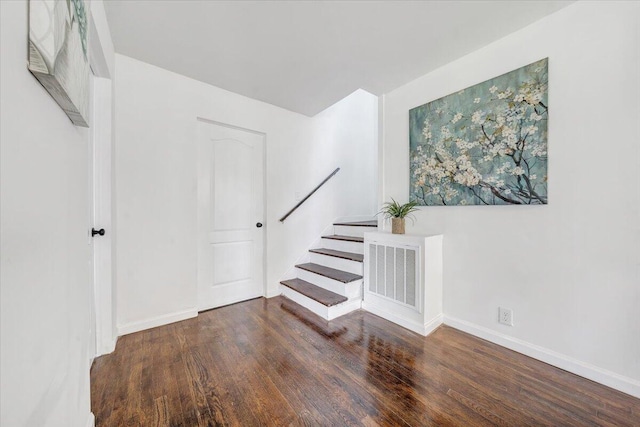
[[91, 297, 639, 426]]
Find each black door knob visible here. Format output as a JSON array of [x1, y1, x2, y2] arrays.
[[256, 222, 263, 228], [92, 228, 105, 237]]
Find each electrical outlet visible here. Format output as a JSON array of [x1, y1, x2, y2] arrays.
[[498, 307, 513, 326]]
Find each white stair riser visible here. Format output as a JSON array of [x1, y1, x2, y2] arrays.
[[327, 298, 362, 320], [333, 225, 371, 238], [321, 238, 364, 254], [281, 285, 329, 319], [280, 285, 362, 320], [309, 253, 363, 275], [295, 268, 362, 298]]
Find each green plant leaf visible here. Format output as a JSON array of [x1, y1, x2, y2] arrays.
[[377, 198, 419, 220]]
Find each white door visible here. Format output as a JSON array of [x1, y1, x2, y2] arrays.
[[197, 120, 265, 311]]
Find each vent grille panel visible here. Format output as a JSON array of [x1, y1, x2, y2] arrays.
[[368, 244, 377, 292], [376, 245, 385, 295], [406, 249, 416, 307], [368, 243, 418, 309], [385, 246, 394, 297], [395, 249, 405, 303]]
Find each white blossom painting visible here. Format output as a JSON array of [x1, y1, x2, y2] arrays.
[[410, 58, 548, 205], [28, 0, 90, 127]]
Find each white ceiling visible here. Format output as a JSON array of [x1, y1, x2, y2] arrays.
[[104, 1, 573, 116]]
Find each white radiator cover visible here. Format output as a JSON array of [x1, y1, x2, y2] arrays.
[[363, 232, 443, 336]]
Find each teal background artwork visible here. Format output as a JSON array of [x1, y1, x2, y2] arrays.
[[409, 58, 548, 206], [28, 0, 90, 127]]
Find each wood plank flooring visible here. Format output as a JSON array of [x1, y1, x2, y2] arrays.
[[91, 297, 640, 426]]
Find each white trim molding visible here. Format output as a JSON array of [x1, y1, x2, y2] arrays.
[[117, 309, 198, 336], [424, 313, 444, 336], [85, 412, 95, 427], [444, 315, 640, 399], [265, 288, 282, 298], [91, 76, 115, 357], [364, 302, 443, 336], [99, 336, 118, 355]]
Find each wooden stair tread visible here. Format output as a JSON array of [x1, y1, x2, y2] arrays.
[[280, 279, 348, 307], [309, 248, 363, 262], [322, 234, 364, 243], [333, 220, 378, 227], [295, 263, 362, 283]]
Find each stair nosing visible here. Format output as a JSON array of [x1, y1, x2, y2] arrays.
[[295, 262, 362, 283], [322, 234, 365, 243], [333, 220, 378, 227], [280, 278, 348, 307], [309, 248, 363, 262]]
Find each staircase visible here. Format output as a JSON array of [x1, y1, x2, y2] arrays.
[[280, 220, 378, 320]]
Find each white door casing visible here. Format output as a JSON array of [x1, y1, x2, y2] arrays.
[[88, 9, 116, 356], [197, 120, 265, 311], [88, 73, 96, 361], [91, 76, 115, 356]]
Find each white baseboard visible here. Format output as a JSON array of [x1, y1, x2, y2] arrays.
[[117, 308, 198, 336], [424, 313, 444, 336], [85, 412, 95, 427], [327, 298, 362, 320], [443, 315, 640, 399], [362, 301, 443, 336], [106, 335, 118, 353], [95, 335, 118, 357], [265, 288, 282, 298]]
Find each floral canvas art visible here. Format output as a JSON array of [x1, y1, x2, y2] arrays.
[[28, 0, 90, 127], [410, 58, 548, 205]]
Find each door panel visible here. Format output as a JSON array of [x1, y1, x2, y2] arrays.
[[211, 139, 253, 230], [197, 121, 265, 311], [212, 241, 252, 285]]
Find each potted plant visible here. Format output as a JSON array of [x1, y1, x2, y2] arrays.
[[379, 198, 419, 234]]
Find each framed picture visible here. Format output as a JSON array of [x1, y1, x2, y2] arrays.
[[410, 58, 548, 206], [28, 0, 90, 127]]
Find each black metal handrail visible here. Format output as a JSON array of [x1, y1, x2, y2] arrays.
[[279, 168, 340, 222]]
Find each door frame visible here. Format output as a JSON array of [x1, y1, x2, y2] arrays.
[[91, 76, 115, 356], [89, 13, 116, 357], [196, 117, 267, 311]]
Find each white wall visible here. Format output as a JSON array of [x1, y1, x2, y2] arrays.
[[114, 54, 378, 333], [0, 1, 115, 426], [381, 1, 640, 396]]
